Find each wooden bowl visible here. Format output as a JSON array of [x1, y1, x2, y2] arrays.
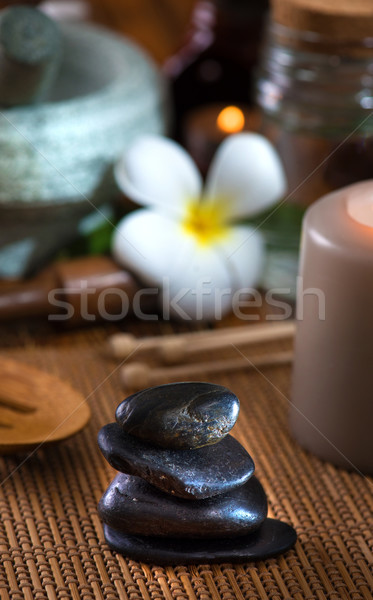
[[0, 357, 91, 454]]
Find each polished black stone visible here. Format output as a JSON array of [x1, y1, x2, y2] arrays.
[[98, 423, 254, 499], [103, 518, 297, 564], [98, 473, 267, 538], [115, 382, 240, 449]]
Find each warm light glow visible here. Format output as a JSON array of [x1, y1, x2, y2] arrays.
[[217, 106, 245, 134], [347, 196, 373, 228]]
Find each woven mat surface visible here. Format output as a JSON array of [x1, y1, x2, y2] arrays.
[[0, 328, 372, 600]]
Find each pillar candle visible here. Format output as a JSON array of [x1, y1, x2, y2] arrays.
[[291, 180, 373, 473]]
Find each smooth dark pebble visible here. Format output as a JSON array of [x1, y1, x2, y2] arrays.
[[115, 382, 240, 449], [103, 518, 297, 565], [98, 472, 267, 538], [98, 423, 254, 499]]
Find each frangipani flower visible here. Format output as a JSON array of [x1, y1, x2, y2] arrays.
[[112, 133, 286, 320]]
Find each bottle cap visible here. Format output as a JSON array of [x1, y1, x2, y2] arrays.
[[272, 0, 373, 53]]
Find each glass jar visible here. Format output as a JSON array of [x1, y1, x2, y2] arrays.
[[256, 0, 373, 296]]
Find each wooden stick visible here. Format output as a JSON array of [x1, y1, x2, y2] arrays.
[[159, 321, 296, 364], [120, 350, 294, 390], [108, 320, 295, 360]]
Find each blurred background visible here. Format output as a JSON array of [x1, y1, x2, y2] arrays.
[[2, 0, 373, 331], [89, 0, 196, 63]]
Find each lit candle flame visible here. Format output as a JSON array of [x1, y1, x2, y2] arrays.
[[217, 106, 245, 134]]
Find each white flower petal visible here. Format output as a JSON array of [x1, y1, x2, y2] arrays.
[[112, 208, 237, 321], [205, 133, 287, 220], [214, 225, 264, 290], [162, 243, 235, 321], [112, 209, 187, 285], [114, 135, 202, 215]]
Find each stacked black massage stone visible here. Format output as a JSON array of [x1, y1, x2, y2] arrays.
[[98, 382, 296, 564]]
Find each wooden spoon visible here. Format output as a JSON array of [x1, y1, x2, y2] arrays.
[[0, 357, 90, 454]]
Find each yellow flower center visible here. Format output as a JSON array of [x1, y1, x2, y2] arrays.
[[182, 199, 229, 246]]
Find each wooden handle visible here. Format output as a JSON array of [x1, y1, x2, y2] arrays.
[[107, 329, 211, 359], [108, 321, 296, 360], [158, 321, 296, 364], [120, 350, 294, 390]]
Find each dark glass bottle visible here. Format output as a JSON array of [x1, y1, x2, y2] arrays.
[[164, 0, 269, 139]]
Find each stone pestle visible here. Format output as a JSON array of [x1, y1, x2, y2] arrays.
[[98, 382, 297, 564], [0, 5, 61, 106]]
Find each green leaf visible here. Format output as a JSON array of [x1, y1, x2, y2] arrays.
[[246, 202, 305, 251]]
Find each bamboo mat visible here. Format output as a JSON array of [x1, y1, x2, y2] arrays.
[[0, 330, 372, 600]]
